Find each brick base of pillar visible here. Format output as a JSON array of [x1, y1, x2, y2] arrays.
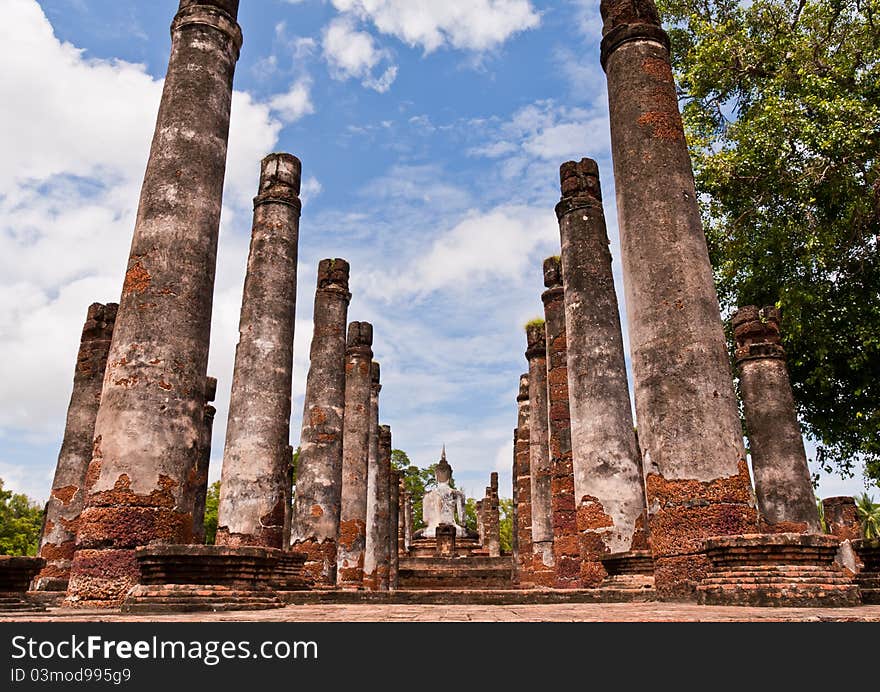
[[600, 550, 655, 592], [269, 551, 310, 592], [697, 534, 860, 607], [853, 539, 880, 604], [120, 545, 284, 613]]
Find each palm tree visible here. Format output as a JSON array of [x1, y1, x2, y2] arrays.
[[854, 493, 880, 540]]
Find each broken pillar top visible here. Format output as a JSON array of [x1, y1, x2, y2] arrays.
[[517, 372, 530, 402], [560, 158, 602, 202], [317, 258, 351, 293], [599, 0, 670, 69], [255, 153, 302, 209], [205, 376, 218, 403], [379, 425, 392, 445], [490, 472, 498, 491], [83, 302, 118, 340], [525, 320, 546, 359], [371, 361, 382, 392], [543, 256, 563, 290], [347, 321, 373, 355], [178, 0, 240, 20], [732, 305, 785, 363]]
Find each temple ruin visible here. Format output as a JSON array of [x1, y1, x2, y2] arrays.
[[3, 0, 875, 615]]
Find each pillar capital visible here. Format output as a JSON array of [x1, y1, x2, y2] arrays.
[[317, 258, 352, 298], [542, 257, 564, 306], [371, 361, 382, 394], [172, 2, 243, 58], [732, 305, 785, 363], [517, 372, 530, 402], [347, 321, 374, 358], [379, 424, 392, 446], [254, 153, 302, 211], [524, 321, 546, 360], [599, 0, 670, 70], [556, 159, 603, 219]]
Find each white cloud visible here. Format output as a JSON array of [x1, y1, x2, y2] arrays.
[[330, 0, 541, 53], [322, 16, 397, 92], [268, 78, 315, 124]]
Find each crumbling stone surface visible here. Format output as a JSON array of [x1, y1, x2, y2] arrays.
[[337, 322, 374, 588], [542, 258, 579, 589], [525, 320, 554, 583], [600, 0, 757, 599], [36, 303, 117, 592], [481, 474, 501, 558], [66, 0, 242, 608], [733, 306, 820, 533], [697, 533, 861, 607], [557, 159, 647, 588], [823, 497, 862, 541], [216, 154, 301, 549], [435, 525, 457, 558], [514, 375, 533, 587], [291, 259, 351, 585]]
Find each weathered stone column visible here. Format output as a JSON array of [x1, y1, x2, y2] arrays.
[[336, 322, 373, 588], [191, 376, 217, 544], [733, 306, 821, 533], [525, 321, 554, 584], [514, 373, 533, 587], [216, 153, 301, 549], [291, 259, 351, 585], [389, 469, 401, 589], [34, 303, 117, 592], [66, 0, 243, 607], [556, 159, 647, 586], [403, 489, 413, 551], [484, 473, 501, 558], [365, 379, 392, 591], [600, 0, 757, 598], [542, 257, 579, 588]]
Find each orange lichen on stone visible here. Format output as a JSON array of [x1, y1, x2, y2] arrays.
[[646, 459, 755, 507], [122, 262, 151, 295], [637, 111, 684, 141], [309, 407, 327, 426], [337, 519, 364, 550], [641, 56, 673, 81], [158, 380, 173, 390], [51, 485, 79, 505], [577, 496, 615, 531], [309, 504, 324, 518]]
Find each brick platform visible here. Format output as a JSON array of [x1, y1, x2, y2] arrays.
[[270, 551, 310, 592], [278, 588, 656, 605], [852, 539, 880, 604], [697, 533, 860, 607], [398, 556, 513, 589], [600, 550, 655, 592], [0, 556, 46, 612], [121, 545, 283, 614]]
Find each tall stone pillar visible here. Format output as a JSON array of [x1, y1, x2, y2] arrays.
[[600, 0, 757, 598], [525, 321, 554, 584], [291, 259, 351, 585], [34, 303, 118, 592], [66, 0, 243, 607], [484, 473, 501, 558], [514, 373, 533, 587], [191, 376, 217, 544], [404, 490, 413, 551], [733, 306, 821, 533], [389, 469, 401, 589], [216, 153, 301, 549], [365, 386, 392, 591], [336, 322, 373, 588], [556, 159, 647, 586], [542, 257, 579, 588]]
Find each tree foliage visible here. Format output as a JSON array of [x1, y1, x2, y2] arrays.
[[202, 480, 220, 545], [855, 492, 880, 539], [0, 478, 44, 556], [656, 0, 880, 485], [391, 449, 447, 530]]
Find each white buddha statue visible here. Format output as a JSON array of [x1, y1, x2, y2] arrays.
[[418, 446, 467, 538]]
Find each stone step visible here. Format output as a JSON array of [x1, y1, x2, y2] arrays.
[[279, 588, 657, 606]]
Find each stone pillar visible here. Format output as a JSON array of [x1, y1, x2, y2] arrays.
[[34, 303, 118, 592], [556, 159, 647, 586], [484, 473, 501, 558], [525, 321, 554, 584], [476, 500, 485, 545], [66, 1, 243, 607], [216, 153, 301, 549], [600, 0, 757, 599], [191, 376, 217, 544], [511, 429, 519, 575], [291, 259, 351, 585], [514, 373, 533, 587], [282, 444, 295, 549], [389, 469, 401, 589], [823, 497, 862, 541], [733, 306, 821, 533], [542, 257, 579, 588], [336, 322, 373, 588], [365, 398, 392, 591]]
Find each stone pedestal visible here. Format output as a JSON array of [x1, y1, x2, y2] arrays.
[[35, 303, 117, 592], [121, 545, 282, 613], [852, 539, 879, 604], [697, 534, 860, 607], [291, 259, 352, 586], [600, 0, 757, 600], [0, 557, 46, 612], [823, 497, 862, 541], [336, 322, 374, 588], [600, 551, 655, 592], [67, 0, 243, 608], [733, 306, 820, 533], [525, 321, 554, 585], [556, 160, 647, 587], [514, 374, 533, 587], [436, 525, 457, 558]]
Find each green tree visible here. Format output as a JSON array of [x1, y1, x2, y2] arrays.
[[855, 493, 880, 539], [202, 480, 220, 545], [391, 450, 447, 530], [656, 0, 880, 486], [499, 498, 514, 554], [0, 478, 44, 556]]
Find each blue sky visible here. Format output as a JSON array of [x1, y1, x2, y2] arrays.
[[0, 0, 869, 507]]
